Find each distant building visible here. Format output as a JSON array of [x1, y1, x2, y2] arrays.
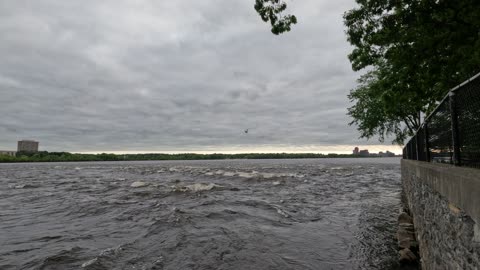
[[17, 140, 39, 152], [378, 151, 395, 157], [353, 147, 359, 155], [359, 149, 370, 157], [0, 150, 16, 157]]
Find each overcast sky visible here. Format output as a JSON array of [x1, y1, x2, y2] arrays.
[[0, 0, 402, 154]]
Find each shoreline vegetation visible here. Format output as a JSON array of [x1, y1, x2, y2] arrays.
[[0, 151, 400, 163]]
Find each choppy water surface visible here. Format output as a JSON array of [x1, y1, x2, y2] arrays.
[[0, 158, 403, 270]]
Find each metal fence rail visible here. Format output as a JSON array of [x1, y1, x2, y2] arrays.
[[403, 72, 480, 169]]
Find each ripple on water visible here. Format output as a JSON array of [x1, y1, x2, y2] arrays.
[[0, 158, 405, 269]]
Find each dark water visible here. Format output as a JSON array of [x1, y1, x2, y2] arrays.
[[0, 158, 403, 270]]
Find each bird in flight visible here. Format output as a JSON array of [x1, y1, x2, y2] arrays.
[[244, 126, 255, 134]]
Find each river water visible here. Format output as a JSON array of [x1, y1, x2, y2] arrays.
[[0, 158, 403, 270]]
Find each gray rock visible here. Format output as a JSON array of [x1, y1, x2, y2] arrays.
[[397, 227, 416, 249], [398, 239, 410, 249], [397, 228, 415, 241], [399, 212, 413, 224], [399, 223, 415, 230], [399, 248, 417, 264]]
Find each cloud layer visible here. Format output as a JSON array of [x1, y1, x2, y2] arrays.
[[0, 0, 399, 153]]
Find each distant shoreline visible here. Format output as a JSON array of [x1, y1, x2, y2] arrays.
[[0, 151, 401, 163]]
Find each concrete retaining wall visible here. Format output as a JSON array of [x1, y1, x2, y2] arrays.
[[401, 160, 480, 269]]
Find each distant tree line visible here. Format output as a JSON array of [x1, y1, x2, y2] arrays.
[[0, 151, 393, 163]]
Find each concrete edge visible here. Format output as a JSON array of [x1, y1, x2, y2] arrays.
[[401, 159, 480, 226]]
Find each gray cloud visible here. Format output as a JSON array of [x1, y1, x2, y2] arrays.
[[0, 0, 397, 153]]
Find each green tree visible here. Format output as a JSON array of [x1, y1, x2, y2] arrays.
[[254, 0, 297, 34], [344, 0, 480, 144]]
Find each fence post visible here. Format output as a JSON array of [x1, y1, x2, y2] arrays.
[[406, 142, 410, 159], [406, 142, 409, 159], [410, 141, 414, 160], [407, 141, 411, 160], [449, 92, 461, 166], [424, 123, 430, 162], [415, 133, 420, 161]]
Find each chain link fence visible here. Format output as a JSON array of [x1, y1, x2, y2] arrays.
[[403, 72, 480, 169]]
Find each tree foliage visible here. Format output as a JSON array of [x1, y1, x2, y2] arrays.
[[254, 0, 297, 34], [344, 0, 480, 144], [0, 151, 382, 163]]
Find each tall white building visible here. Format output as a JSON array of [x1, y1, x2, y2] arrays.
[[17, 140, 39, 152]]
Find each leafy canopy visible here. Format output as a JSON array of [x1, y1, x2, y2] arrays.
[[254, 0, 297, 34], [344, 0, 480, 144]]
